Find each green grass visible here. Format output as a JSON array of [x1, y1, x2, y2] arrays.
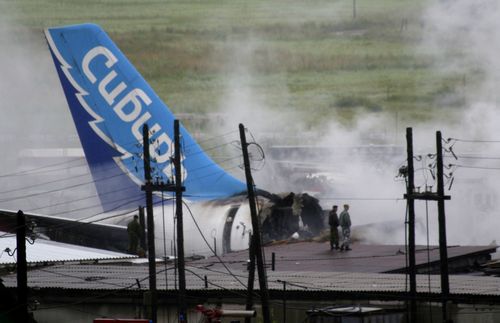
[[2, 0, 468, 135]]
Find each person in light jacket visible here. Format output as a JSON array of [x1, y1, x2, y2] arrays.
[[339, 204, 352, 251]]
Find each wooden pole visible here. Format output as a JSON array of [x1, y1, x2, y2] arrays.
[[406, 128, 417, 323], [143, 124, 157, 323], [239, 124, 271, 323], [436, 131, 450, 323], [245, 235, 256, 323], [16, 210, 28, 323], [174, 120, 188, 323]]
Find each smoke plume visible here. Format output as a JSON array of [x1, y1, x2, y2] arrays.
[[0, 5, 100, 218], [216, 0, 500, 247]]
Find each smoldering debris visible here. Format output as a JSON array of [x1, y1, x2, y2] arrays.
[[257, 191, 325, 242]]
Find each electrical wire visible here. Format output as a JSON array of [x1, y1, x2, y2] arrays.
[[448, 138, 500, 143], [182, 164, 243, 187], [184, 267, 307, 310], [1, 140, 238, 201], [182, 200, 248, 290], [182, 129, 240, 150], [46, 193, 143, 217], [27, 265, 179, 314], [25, 185, 138, 213], [183, 140, 240, 158], [0, 171, 93, 196], [0, 158, 86, 179], [0, 187, 143, 236], [182, 155, 242, 176], [0, 144, 241, 210], [451, 164, 500, 170], [6, 240, 498, 317], [450, 155, 500, 160], [0, 145, 146, 189], [318, 197, 402, 201], [0, 168, 143, 204]]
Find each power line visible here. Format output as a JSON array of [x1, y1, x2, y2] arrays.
[[182, 200, 248, 290], [182, 164, 243, 187], [0, 159, 144, 196], [184, 155, 243, 176], [0, 168, 144, 204], [183, 129, 240, 150], [0, 158, 86, 179], [448, 138, 500, 143], [452, 164, 500, 171], [0, 134, 160, 180], [319, 197, 402, 201], [25, 185, 138, 213], [0, 147, 241, 207], [28, 265, 177, 313], [448, 155, 500, 160], [47, 194, 142, 217], [184, 139, 240, 158], [0, 171, 93, 196]]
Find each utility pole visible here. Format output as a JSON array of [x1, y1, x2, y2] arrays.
[[436, 131, 451, 323], [142, 122, 187, 323], [142, 124, 157, 323], [239, 123, 271, 323], [403, 129, 452, 323], [174, 120, 188, 323], [245, 235, 256, 323], [405, 127, 417, 323], [16, 210, 28, 323]]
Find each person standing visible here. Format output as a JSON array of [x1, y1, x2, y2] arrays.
[[339, 204, 352, 251], [127, 215, 141, 254], [328, 205, 340, 250]]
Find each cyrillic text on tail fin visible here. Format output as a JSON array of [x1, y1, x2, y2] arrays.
[[45, 23, 245, 210]]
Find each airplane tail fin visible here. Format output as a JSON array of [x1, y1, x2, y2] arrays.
[[44, 23, 245, 211]]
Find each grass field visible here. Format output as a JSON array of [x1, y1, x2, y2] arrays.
[[3, 0, 468, 136]]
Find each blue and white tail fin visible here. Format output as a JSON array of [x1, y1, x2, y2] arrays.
[[45, 23, 246, 211]]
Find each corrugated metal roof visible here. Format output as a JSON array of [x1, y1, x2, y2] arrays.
[[0, 235, 136, 265], [189, 241, 497, 274], [2, 263, 500, 299]]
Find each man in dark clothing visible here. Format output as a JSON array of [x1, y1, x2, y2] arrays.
[[339, 204, 352, 251], [127, 215, 141, 254], [328, 205, 340, 250]]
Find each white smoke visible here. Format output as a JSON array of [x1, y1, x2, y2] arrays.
[[215, 0, 500, 247], [0, 5, 100, 217], [411, 0, 500, 246], [422, 0, 500, 103]]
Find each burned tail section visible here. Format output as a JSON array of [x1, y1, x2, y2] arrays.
[[45, 23, 246, 211]]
